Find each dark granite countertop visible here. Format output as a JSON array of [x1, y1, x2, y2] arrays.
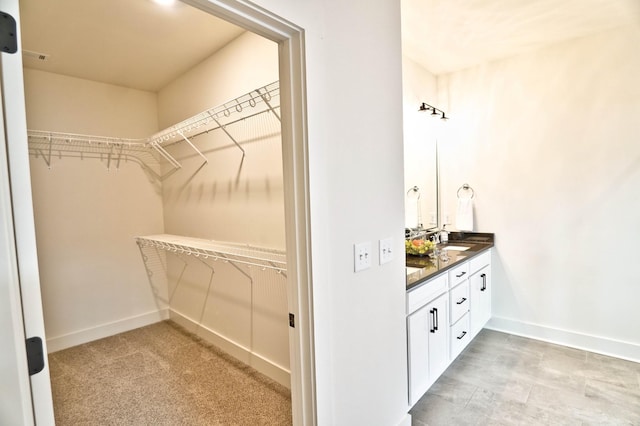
[[406, 232, 494, 291]]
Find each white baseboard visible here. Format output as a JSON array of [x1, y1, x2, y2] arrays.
[[487, 316, 640, 363], [169, 309, 291, 389], [47, 308, 169, 353], [396, 413, 412, 426]]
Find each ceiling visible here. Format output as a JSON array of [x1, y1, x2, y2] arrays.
[[19, 0, 640, 92], [19, 0, 245, 92], [402, 0, 640, 75]]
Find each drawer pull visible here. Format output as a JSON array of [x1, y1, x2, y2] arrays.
[[481, 273, 487, 291], [456, 271, 467, 278], [456, 331, 467, 340], [429, 309, 435, 333], [456, 297, 467, 305], [434, 307, 439, 331]]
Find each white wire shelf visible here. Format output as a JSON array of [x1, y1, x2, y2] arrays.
[[27, 81, 280, 172], [148, 81, 280, 146], [135, 234, 287, 274], [27, 130, 159, 170]]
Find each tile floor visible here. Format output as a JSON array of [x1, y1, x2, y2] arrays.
[[410, 329, 640, 425]]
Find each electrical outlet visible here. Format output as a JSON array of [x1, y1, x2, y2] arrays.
[[443, 213, 451, 224], [379, 237, 393, 265], [354, 242, 372, 272], [429, 212, 437, 225]]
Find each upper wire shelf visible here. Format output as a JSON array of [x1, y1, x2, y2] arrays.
[[148, 81, 280, 146], [135, 234, 287, 274], [27, 81, 280, 172]]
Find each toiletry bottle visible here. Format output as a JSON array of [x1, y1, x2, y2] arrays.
[[440, 225, 449, 244]]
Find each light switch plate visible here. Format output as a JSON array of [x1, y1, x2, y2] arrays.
[[379, 237, 393, 265], [354, 242, 372, 272]]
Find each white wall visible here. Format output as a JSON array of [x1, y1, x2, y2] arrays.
[[243, 1, 409, 425], [438, 25, 640, 360], [17, 0, 413, 424], [154, 32, 290, 385], [158, 31, 283, 247], [24, 69, 166, 350], [402, 56, 439, 229]]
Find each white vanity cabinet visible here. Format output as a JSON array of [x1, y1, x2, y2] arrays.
[[407, 247, 492, 406], [406, 274, 449, 406], [469, 250, 492, 338], [449, 279, 471, 360]]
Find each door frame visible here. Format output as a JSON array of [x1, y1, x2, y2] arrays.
[[4, 0, 315, 423], [0, 54, 37, 426], [180, 4, 315, 422], [1, 0, 55, 423]]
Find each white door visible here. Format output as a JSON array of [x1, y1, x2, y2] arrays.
[[0, 0, 55, 423], [0, 59, 35, 426]]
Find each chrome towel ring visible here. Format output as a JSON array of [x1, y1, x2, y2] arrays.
[[407, 185, 421, 199], [457, 183, 475, 199]]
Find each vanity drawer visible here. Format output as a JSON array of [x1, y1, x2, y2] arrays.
[[448, 262, 469, 288], [450, 313, 470, 360], [407, 273, 448, 315], [470, 250, 491, 274], [449, 280, 469, 324]]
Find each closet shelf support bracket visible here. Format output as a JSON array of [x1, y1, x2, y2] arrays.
[[149, 141, 182, 170], [37, 133, 53, 169], [177, 131, 208, 164], [209, 114, 245, 156]]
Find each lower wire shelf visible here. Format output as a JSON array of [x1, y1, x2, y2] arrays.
[[135, 234, 287, 274]]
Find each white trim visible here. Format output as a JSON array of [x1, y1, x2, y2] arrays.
[[0, 53, 36, 426], [1, 0, 55, 422], [487, 316, 640, 363], [396, 413, 412, 426], [46, 309, 169, 353], [169, 309, 291, 388]]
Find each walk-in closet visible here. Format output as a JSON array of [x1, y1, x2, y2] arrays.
[[20, 0, 292, 422]]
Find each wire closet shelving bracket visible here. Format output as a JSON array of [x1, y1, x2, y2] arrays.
[[27, 81, 280, 171]]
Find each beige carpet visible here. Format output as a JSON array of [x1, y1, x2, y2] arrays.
[[48, 321, 292, 425]]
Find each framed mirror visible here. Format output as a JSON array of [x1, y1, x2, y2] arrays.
[[402, 57, 441, 232]]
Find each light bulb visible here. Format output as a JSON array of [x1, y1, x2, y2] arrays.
[[152, 0, 176, 6]]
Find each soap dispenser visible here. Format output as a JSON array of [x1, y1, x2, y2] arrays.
[[440, 225, 449, 244]]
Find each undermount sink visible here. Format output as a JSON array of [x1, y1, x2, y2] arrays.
[[442, 245, 470, 251], [406, 266, 422, 276]]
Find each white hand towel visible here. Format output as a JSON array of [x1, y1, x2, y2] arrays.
[[405, 198, 419, 229], [456, 198, 474, 231]]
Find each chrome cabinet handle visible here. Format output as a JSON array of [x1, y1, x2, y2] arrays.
[[456, 331, 467, 340], [481, 273, 487, 291], [456, 297, 467, 305], [429, 309, 435, 333], [456, 271, 466, 278]]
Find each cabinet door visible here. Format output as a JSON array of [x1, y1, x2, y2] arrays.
[[470, 265, 491, 337], [428, 293, 450, 380], [407, 305, 430, 406]]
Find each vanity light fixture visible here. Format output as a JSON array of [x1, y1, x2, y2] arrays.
[[418, 102, 449, 120]]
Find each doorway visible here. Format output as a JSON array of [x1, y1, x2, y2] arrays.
[[9, 0, 313, 424]]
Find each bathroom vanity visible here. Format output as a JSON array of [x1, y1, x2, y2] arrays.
[[406, 232, 494, 406]]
